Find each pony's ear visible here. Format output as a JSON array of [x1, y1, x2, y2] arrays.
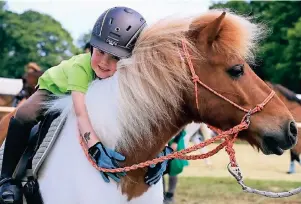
[[197, 12, 226, 45]]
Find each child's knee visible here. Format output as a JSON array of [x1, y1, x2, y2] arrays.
[[15, 106, 38, 124]]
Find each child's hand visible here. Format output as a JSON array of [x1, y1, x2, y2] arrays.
[[170, 142, 178, 151], [88, 142, 126, 183], [144, 146, 173, 185]]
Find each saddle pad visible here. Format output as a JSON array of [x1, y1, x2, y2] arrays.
[[32, 114, 66, 177], [0, 114, 66, 179]]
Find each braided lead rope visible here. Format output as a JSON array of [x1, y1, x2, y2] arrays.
[[78, 119, 250, 173]]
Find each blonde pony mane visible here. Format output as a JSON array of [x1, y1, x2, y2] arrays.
[[117, 10, 266, 148]]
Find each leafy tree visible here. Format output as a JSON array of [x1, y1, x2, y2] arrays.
[[0, 9, 79, 78], [77, 31, 91, 51], [276, 17, 301, 92], [0, 2, 6, 10], [209, 1, 252, 15]]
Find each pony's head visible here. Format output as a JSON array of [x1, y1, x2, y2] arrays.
[[118, 10, 297, 157], [186, 11, 297, 155]]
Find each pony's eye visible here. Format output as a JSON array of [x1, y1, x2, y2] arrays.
[[227, 64, 244, 79]]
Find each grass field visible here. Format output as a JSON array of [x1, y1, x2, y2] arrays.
[[173, 177, 301, 204], [182, 143, 301, 181], [167, 143, 301, 203]]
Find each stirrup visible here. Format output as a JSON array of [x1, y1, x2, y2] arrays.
[[0, 178, 23, 204]]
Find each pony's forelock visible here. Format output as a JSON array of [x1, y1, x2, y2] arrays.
[[210, 9, 267, 64]]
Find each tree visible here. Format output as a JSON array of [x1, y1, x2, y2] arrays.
[[0, 2, 6, 10], [0, 9, 79, 78], [276, 17, 301, 92], [209, 1, 252, 15], [250, 2, 301, 86], [77, 31, 91, 51]]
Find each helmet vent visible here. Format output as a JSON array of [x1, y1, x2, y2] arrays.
[[126, 26, 132, 31], [124, 8, 133, 14], [109, 18, 114, 25]]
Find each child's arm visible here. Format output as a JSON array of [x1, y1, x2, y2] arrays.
[[72, 90, 127, 183], [72, 91, 99, 148]]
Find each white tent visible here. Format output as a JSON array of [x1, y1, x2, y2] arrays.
[[0, 77, 23, 95]]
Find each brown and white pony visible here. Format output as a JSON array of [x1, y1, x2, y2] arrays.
[[267, 82, 301, 174], [30, 10, 296, 203]]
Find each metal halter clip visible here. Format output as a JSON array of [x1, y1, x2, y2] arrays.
[[244, 110, 252, 126], [227, 163, 243, 182]]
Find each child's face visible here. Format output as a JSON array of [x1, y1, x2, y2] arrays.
[[91, 48, 119, 79]]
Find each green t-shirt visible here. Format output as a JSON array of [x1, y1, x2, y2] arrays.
[[38, 53, 94, 94]]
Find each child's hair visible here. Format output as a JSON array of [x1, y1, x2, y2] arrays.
[[84, 42, 91, 52]]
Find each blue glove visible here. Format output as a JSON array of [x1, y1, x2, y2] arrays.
[[144, 146, 173, 185], [88, 142, 126, 183]]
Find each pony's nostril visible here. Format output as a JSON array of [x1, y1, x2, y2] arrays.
[[289, 121, 298, 137]]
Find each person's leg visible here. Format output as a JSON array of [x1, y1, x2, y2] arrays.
[[162, 176, 166, 195], [167, 175, 178, 194], [164, 175, 178, 203], [0, 90, 50, 203], [163, 176, 166, 199], [163, 160, 171, 202]]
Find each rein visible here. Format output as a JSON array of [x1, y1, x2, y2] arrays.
[[78, 40, 301, 198]]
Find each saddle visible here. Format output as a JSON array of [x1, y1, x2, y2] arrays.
[[0, 112, 66, 204]]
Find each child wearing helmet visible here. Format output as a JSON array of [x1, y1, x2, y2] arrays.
[[0, 6, 169, 204]]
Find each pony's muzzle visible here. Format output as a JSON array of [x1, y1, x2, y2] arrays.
[[262, 120, 298, 155]]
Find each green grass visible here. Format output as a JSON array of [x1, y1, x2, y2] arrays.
[[170, 177, 301, 204]]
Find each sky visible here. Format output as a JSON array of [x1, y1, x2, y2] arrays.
[[7, 0, 214, 44]]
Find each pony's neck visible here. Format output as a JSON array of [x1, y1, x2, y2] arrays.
[[84, 76, 198, 200], [119, 106, 194, 200]]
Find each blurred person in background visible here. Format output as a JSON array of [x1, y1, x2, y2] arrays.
[[163, 129, 188, 204], [12, 62, 44, 107]]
